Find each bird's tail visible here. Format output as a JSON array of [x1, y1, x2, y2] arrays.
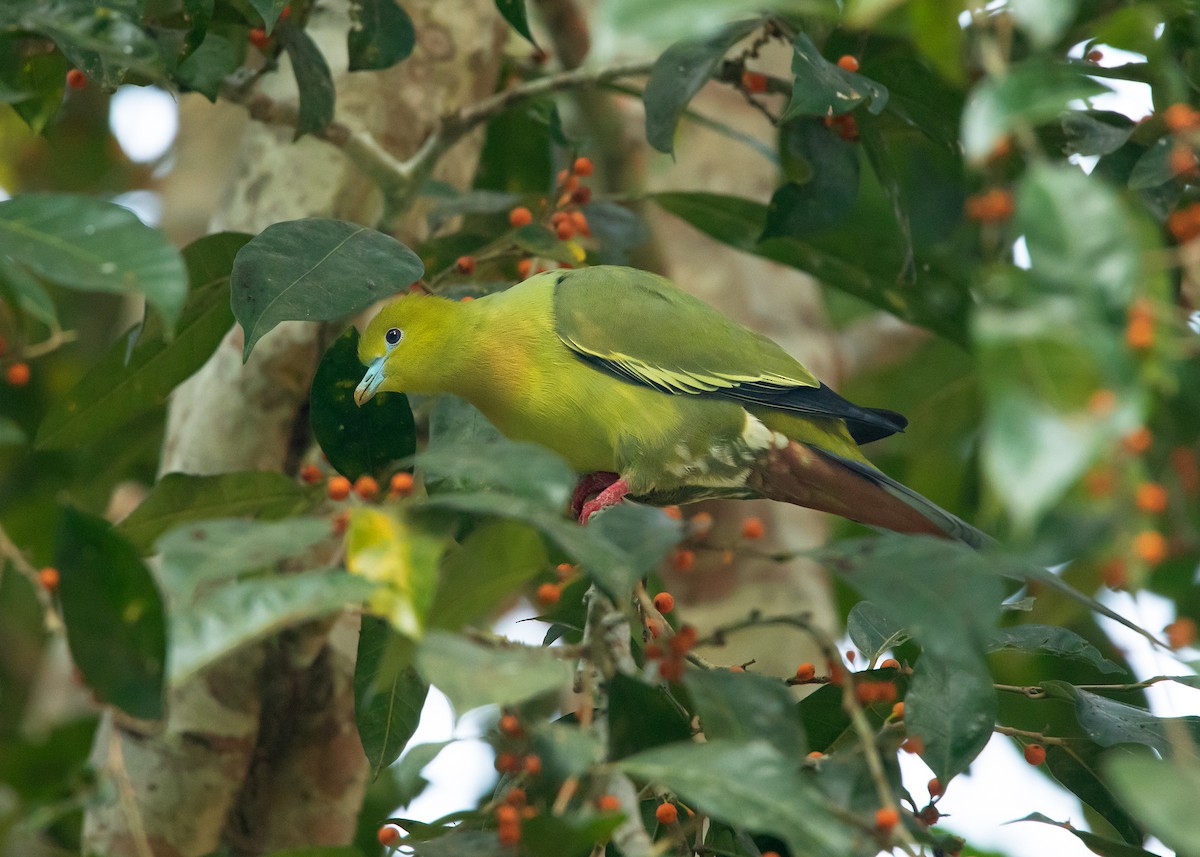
[[748, 440, 991, 549]]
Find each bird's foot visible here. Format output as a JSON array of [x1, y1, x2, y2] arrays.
[[579, 478, 630, 524], [570, 471, 620, 519]]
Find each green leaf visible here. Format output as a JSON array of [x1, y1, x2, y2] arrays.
[[170, 569, 374, 684], [1062, 111, 1134, 157], [393, 740, 451, 806], [355, 615, 428, 781], [1012, 813, 1161, 857], [1128, 136, 1178, 193], [155, 516, 335, 605], [987, 625, 1124, 675], [907, 653, 996, 781], [1106, 755, 1200, 857], [522, 813, 623, 857], [247, 0, 290, 33], [0, 563, 47, 737], [494, 0, 534, 43], [415, 630, 572, 715], [0, 195, 187, 330], [0, 418, 25, 447], [0, 253, 57, 326], [55, 507, 166, 719], [19, 2, 165, 88], [684, 669, 805, 755], [231, 218, 421, 360], [961, 61, 1109, 162], [36, 232, 248, 450], [429, 520, 548, 630], [280, 24, 335, 138], [782, 32, 888, 121], [585, 504, 682, 600], [762, 119, 860, 240], [416, 438, 573, 508], [619, 740, 856, 857], [1047, 744, 1146, 846], [1008, 0, 1079, 48], [533, 721, 603, 777], [119, 471, 314, 553], [0, 34, 69, 134], [312, 327, 416, 481], [847, 601, 909, 662], [1041, 681, 1200, 755], [608, 673, 691, 760], [512, 224, 586, 266], [176, 30, 240, 101], [642, 18, 762, 155], [348, 0, 415, 71]]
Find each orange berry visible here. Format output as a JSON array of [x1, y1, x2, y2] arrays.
[[644, 642, 663, 660], [554, 562, 575, 580], [597, 794, 622, 812], [570, 186, 592, 205], [919, 804, 940, 826], [37, 566, 59, 593], [655, 803, 678, 825], [729, 664, 745, 672], [5, 362, 30, 386], [536, 582, 561, 605], [856, 682, 878, 705], [653, 592, 675, 613], [572, 156, 593, 176], [353, 474, 379, 501], [1169, 143, 1198, 178], [1086, 49, 1104, 63], [1023, 743, 1046, 766], [388, 471, 414, 497], [495, 751, 520, 773], [248, 27, 270, 49], [456, 255, 476, 274], [377, 824, 401, 847], [566, 211, 589, 236], [662, 505, 682, 519], [555, 220, 574, 240], [880, 658, 901, 670], [1165, 617, 1197, 649], [300, 463, 322, 484], [520, 805, 537, 820], [827, 660, 845, 686], [327, 475, 351, 501], [741, 69, 768, 92], [1133, 530, 1168, 564], [762, 852, 782, 857], [658, 656, 685, 681], [671, 548, 696, 572], [496, 805, 519, 824], [646, 619, 661, 639], [874, 807, 900, 831], [499, 713, 523, 737], [1101, 557, 1128, 589], [901, 735, 923, 755], [1135, 482, 1169, 513], [497, 824, 520, 846], [505, 787, 527, 807], [1168, 203, 1200, 242], [1122, 427, 1153, 454], [794, 662, 816, 682], [1165, 102, 1200, 132], [741, 516, 765, 539], [877, 681, 897, 703], [1125, 315, 1154, 350], [965, 188, 1015, 223], [508, 206, 533, 227], [892, 702, 906, 719], [522, 754, 542, 775], [688, 511, 714, 536], [928, 777, 942, 797], [1171, 446, 1200, 494], [669, 624, 697, 654], [805, 751, 824, 760], [516, 258, 533, 278], [66, 68, 88, 89], [837, 54, 860, 72], [331, 510, 350, 536], [1087, 389, 1117, 415]]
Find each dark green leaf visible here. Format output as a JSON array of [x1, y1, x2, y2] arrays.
[[247, 0, 290, 32], [847, 601, 909, 661], [684, 669, 805, 754], [1105, 755, 1200, 857], [0, 195, 187, 330], [608, 673, 691, 760], [170, 570, 375, 684], [907, 653, 996, 781], [987, 625, 1124, 675], [619, 740, 856, 857], [0, 253, 57, 326], [280, 25, 335, 139], [522, 813, 623, 857], [393, 740, 451, 806], [762, 119, 860, 240], [1041, 681, 1200, 754], [176, 30, 239, 100], [0, 418, 24, 446], [415, 631, 572, 715], [782, 32, 888, 121], [0, 34, 69, 134], [1008, 0, 1078, 48], [0, 718, 98, 802], [1047, 744, 1146, 846], [1061, 111, 1134, 157], [586, 504, 682, 600], [1012, 813, 1161, 857], [55, 507, 166, 719], [429, 520, 548, 630], [356, 615, 428, 781], [533, 721, 603, 778], [312, 327, 417, 481], [348, 0, 415, 71], [36, 232, 248, 450], [119, 471, 314, 553], [642, 18, 762, 155], [1128, 138, 1174, 191], [231, 218, 421, 359], [0, 564, 47, 737], [19, 2, 165, 88], [962, 61, 1109, 162], [494, 0, 534, 43]]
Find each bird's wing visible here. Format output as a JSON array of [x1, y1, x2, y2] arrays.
[[551, 266, 906, 444]]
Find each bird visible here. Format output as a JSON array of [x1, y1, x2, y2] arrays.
[[354, 265, 986, 548]]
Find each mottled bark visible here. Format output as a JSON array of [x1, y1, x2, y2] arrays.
[[85, 2, 505, 854]]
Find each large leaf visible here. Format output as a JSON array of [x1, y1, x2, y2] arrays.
[[169, 570, 375, 684], [36, 232, 248, 450], [416, 438, 574, 508], [494, 0, 534, 43], [781, 32, 888, 121], [1047, 744, 1146, 846], [1041, 681, 1200, 755], [0, 195, 187, 330], [762, 119, 861, 240], [608, 673, 692, 760], [348, 0, 415, 71], [415, 630, 572, 716], [1013, 813, 1160, 857], [347, 508, 445, 638], [987, 625, 1124, 675], [0, 562, 48, 736], [907, 653, 996, 781], [247, 0, 290, 32], [311, 327, 416, 481], [177, 31, 241, 101], [619, 740, 856, 857], [1106, 755, 1200, 857], [16, 0, 165, 88], [428, 520, 548, 630], [642, 18, 762, 155], [585, 504, 682, 600], [0, 33, 69, 134], [55, 507, 166, 720], [355, 616, 428, 781], [847, 601, 909, 662], [281, 25, 335, 138], [119, 471, 314, 553], [231, 218, 422, 360], [684, 669, 805, 755]]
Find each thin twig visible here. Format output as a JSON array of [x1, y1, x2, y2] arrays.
[[994, 725, 1069, 746], [108, 734, 155, 857]]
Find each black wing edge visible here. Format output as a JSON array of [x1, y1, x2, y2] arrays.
[[726, 383, 907, 445]]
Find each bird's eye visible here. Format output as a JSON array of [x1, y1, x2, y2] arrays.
[[385, 327, 402, 345]]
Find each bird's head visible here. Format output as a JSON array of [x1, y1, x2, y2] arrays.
[[355, 294, 465, 405]]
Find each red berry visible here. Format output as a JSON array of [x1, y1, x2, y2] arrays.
[[5, 362, 30, 386], [456, 255, 476, 274], [300, 463, 322, 484], [388, 471, 414, 497], [536, 582, 561, 605], [596, 794, 621, 811], [572, 156, 593, 176], [38, 567, 59, 593], [66, 68, 88, 89], [327, 475, 351, 501], [653, 591, 675, 613], [248, 27, 270, 49], [741, 517, 765, 539], [522, 754, 542, 775], [874, 807, 899, 831], [495, 751, 520, 773], [655, 803, 678, 825], [508, 206, 533, 227], [794, 662, 816, 682], [837, 55, 860, 72], [377, 825, 401, 847], [1023, 743, 1047, 766], [498, 714, 523, 737], [353, 474, 379, 501]]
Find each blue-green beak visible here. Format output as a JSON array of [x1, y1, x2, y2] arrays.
[[355, 357, 385, 406]]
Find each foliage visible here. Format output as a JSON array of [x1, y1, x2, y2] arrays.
[[2, 2, 1200, 857]]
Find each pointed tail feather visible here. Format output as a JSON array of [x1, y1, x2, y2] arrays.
[[748, 440, 991, 549]]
